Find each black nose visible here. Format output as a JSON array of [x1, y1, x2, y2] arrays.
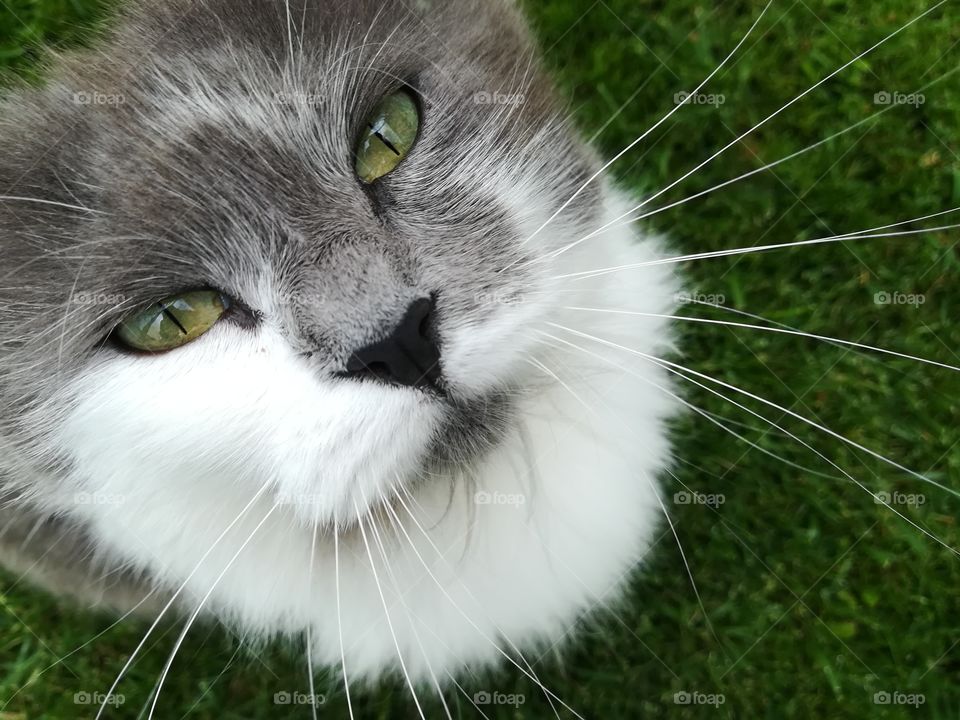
[[344, 297, 442, 389]]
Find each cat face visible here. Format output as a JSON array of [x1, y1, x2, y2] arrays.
[[0, 0, 681, 685], [0, 0, 604, 526]]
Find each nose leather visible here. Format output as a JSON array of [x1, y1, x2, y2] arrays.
[[343, 296, 442, 389]]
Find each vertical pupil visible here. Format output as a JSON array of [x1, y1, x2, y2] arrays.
[[159, 304, 188, 335], [371, 125, 402, 157]]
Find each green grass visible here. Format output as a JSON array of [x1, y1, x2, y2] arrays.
[[2, 0, 959, 718]]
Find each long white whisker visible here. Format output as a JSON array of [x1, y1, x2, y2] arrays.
[[550, 221, 960, 280], [664, 360, 960, 558], [539, 1, 948, 262], [0, 587, 158, 712], [394, 484, 566, 720], [688, 296, 957, 375], [684, 395, 846, 481], [56, 256, 90, 372], [507, 0, 774, 254], [283, 0, 296, 73], [353, 500, 426, 720], [146, 503, 280, 719], [540, 327, 959, 558], [389, 488, 580, 720], [532, 332, 724, 648], [94, 482, 274, 720], [176, 640, 245, 718], [525, 357, 597, 419], [333, 526, 356, 720], [370, 489, 453, 720], [390, 482, 562, 719], [547, 322, 960, 505], [176, 639, 246, 718], [445, 671, 491, 719], [305, 509, 320, 720], [561, 306, 960, 373], [532, 66, 960, 265], [537, 329, 845, 481]]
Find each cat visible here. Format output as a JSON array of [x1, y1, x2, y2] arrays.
[[0, 0, 680, 694]]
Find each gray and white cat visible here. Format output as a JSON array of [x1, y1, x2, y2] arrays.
[[0, 0, 679, 686]]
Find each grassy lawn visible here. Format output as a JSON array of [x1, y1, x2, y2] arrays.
[[1, 0, 959, 718]]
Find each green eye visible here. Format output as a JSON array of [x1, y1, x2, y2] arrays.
[[116, 290, 228, 353], [355, 90, 420, 183]]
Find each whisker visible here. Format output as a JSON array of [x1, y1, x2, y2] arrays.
[[177, 639, 245, 717], [548, 321, 960, 501], [525, 357, 598, 419], [610, 98, 960, 231], [392, 484, 564, 720], [528, 63, 960, 265], [305, 509, 320, 720], [445, 671, 491, 720], [389, 488, 579, 720], [547, 322, 960, 539], [333, 526, 356, 720], [146, 503, 280, 719], [371, 489, 453, 720], [504, 1, 774, 257], [560, 305, 960, 373], [94, 481, 274, 720], [56, 256, 90, 372], [537, 328, 845, 481], [666, 360, 960, 558], [0, 587, 158, 712], [541, 1, 948, 262], [549, 220, 960, 280], [532, 331, 724, 650], [540, 326, 959, 560], [283, 0, 296, 73], [352, 500, 426, 720], [689, 296, 960, 375]]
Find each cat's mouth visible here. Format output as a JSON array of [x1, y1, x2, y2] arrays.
[[269, 383, 517, 532], [427, 390, 515, 467]]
